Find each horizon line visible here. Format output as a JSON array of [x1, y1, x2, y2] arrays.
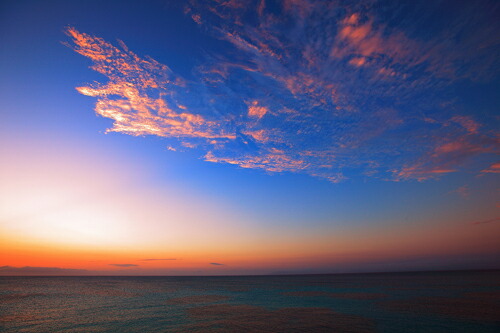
[[1, 267, 499, 278]]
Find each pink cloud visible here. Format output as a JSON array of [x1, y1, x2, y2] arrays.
[[331, 12, 414, 70], [470, 217, 500, 225], [282, 0, 314, 20], [396, 167, 456, 182], [247, 101, 268, 119], [68, 28, 314, 177], [481, 162, 500, 174], [396, 137, 496, 181], [243, 129, 269, 143], [68, 0, 499, 184], [348, 57, 367, 67], [68, 28, 235, 141], [451, 116, 480, 135], [450, 185, 469, 198], [205, 148, 308, 173], [191, 14, 202, 24]]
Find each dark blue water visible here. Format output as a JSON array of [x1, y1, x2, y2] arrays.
[[1, 271, 499, 332]]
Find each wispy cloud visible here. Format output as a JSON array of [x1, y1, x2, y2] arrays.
[[481, 162, 500, 174], [394, 137, 497, 181], [109, 264, 139, 267], [140, 258, 177, 261], [210, 262, 224, 266], [450, 185, 469, 198], [0, 266, 88, 276], [67, 0, 499, 182], [470, 217, 500, 225]]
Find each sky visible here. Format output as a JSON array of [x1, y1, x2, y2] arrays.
[[0, 0, 499, 275]]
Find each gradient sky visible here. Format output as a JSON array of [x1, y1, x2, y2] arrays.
[[1, 0, 499, 275]]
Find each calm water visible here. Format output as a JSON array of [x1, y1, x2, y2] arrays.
[[1, 271, 499, 332]]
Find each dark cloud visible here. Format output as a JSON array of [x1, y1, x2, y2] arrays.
[[210, 262, 224, 266], [471, 218, 500, 225], [140, 258, 177, 261], [0, 266, 88, 276], [109, 264, 139, 267]]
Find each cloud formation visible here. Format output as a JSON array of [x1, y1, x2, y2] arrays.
[[67, 0, 499, 182], [481, 162, 500, 174], [109, 264, 139, 267], [210, 262, 224, 266], [471, 218, 500, 226], [0, 266, 88, 276], [450, 185, 469, 198]]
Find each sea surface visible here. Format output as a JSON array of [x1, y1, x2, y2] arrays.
[[1, 270, 499, 332]]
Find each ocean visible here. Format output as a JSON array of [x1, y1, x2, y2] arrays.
[[1, 270, 499, 332]]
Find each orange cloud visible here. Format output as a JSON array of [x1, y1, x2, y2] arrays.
[[205, 149, 308, 173], [396, 135, 497, 181], [396, 166, 456, 181], [68, 14, 498, 184], [242, 129, 269, 143], [451, 116, 480, 135], [348, 57, 367, 67], [68, 28, 235, 141], [66, 28, 335, 181], [247, 100, 268, 119], [481, 162, 500, 174], [331, 13, 413, 67]]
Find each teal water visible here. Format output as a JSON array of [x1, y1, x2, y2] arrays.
[[1, 271, 499, 332]]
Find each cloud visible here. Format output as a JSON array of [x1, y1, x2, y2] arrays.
[[66, 27, 235, 141], [140, 258, 177, 261], [247, 100, 268, 119], [0, 266, 88, 276], [481, 162, 500, 174], [204, 148, 308, 173], [450, 185, 469, 198], [395, 137, 498, 181], [109, 264, 139, 267], [451, 116, 480, 135], [470, 217, 500, 225], [67, 0, 499, 183], [210, 262, 224, 266]]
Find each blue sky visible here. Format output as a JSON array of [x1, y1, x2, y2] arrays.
[[0, 0, 499, 275]]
